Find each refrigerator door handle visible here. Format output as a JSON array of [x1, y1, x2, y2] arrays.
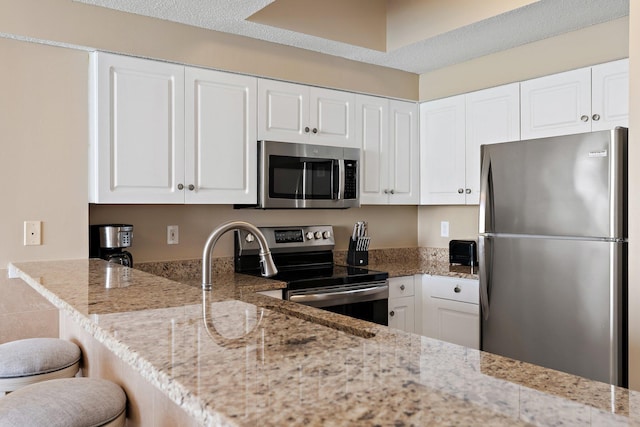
[[479, 147, 493, 234], [478, 235, 490, 320]]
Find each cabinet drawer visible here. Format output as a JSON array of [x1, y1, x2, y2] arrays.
[[428, 276, 478, 304], [389, 276, 415, 299]]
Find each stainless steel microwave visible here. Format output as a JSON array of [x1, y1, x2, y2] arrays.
[[257, 140, 360, 209]]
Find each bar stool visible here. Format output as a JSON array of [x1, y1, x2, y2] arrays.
[[0, 377, 127, 427], [0, 338, 81, 395]]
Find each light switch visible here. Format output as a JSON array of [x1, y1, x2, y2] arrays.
[[167, 225, 179, 245]]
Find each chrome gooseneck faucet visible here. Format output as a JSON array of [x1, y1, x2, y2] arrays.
[[202, 220, 278, 290]]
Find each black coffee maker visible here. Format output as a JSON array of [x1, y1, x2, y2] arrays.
[[89, 224, 134, 267]]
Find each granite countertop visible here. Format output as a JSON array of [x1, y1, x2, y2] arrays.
[[9, 259, 637, 427]]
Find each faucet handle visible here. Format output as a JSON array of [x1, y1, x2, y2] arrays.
[[259, 251, 278, 277]]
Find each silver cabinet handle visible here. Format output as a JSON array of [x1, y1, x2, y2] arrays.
[[384, 189, 389, 194], [580, 115, 589, 122], [465, 188, 471, 194], [454, 285, 461, 293], [592, 114, 601, 121], [458, 188, 464, 194], [304, 126, 310, 133], [389, 311, 395, 317], [177, 184, 184, 190], [390, 189, 395, 194], [188, 184, 195, 191], [312, 128, 318, 134], [400, 284, 405, 291]]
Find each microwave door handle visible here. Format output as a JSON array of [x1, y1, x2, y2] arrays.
[[302, 161, 308, 200], [337, 159, 344, 200]]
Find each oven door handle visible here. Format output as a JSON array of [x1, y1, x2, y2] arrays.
[[289, 283, 388, 306]]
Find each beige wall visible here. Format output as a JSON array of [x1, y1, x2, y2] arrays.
[[419, 17, 629, 101], [0, 0, 417, 100], [627, 0, 639, 391], [417, 206, 478, 248], [387, 0, 537, 51], [249, 0, 387, 51], [0, 38, 88, 267], [90, 205, 418, 263]]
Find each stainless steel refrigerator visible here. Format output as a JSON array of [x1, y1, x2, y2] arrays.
[[479, 127, 628, 387]]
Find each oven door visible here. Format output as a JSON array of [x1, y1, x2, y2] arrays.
[[286, 281, 389, 326], [269, 154, 338, 201]]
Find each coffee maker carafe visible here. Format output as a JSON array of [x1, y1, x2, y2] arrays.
[[89, 224, 134, 267]]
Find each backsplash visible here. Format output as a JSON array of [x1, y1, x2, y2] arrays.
[[136, 247, 450, 281]]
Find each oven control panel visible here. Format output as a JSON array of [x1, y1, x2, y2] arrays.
[[236, 225, 335, 255]]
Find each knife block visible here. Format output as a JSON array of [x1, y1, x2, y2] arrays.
[[347, 238, 369, 266]]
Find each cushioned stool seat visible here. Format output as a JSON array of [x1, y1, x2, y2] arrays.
[[0, 338, 81, 393], [0, 377, 126, 427]]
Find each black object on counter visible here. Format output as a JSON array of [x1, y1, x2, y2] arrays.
[[347, 237, 369, 266], [449, 240, 477, 266]]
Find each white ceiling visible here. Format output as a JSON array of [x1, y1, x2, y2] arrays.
[[74, 0, 629, 74]]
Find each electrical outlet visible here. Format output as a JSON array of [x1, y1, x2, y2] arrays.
[[440, 221, 450, 238], [24, 221, 42, 245], [167, 225, 179, 245]]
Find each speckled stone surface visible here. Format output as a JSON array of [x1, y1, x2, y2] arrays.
[[9, 259, 639, 427], [138, 247, 478, 283]]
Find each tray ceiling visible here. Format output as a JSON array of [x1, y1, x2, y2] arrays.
[[74, 0, 629, 74]]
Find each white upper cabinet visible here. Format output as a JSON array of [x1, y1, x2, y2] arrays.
[[591, 59, 629, 132], [258, 79, 356, 148], [388, 100, 420, 204], [421, 83, 519, 205], [420, 95, 466, 205], [358, 96, 419, 205], [520, 59, 628, 139], [357, 95, 389, 204], [90, 52, 185, 204], [90, 52, 257, 204], [465, 83, 520, 204], [184, 67, 257, 204]]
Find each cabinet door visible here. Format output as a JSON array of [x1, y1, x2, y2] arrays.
[[520, 67, 591, 139], [420, 95, 466, 205], [388, 296, 415, 333], [388, 100, 419, 204], [465, 83, 520, 205], [422, 275, 479, 348], [185, 68, 257, 204], [91, 52, 185, 203], [309, 87, 356, 148], [357, 95, 389, 204], [427, 298, 479, 349], [257, 79, 309, 143], [591, 59, 629, 132]]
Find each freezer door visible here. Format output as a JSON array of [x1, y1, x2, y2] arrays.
[[479, 128, 627, 238], [481, 236, 626, 386]]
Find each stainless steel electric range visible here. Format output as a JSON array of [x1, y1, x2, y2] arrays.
[[234, 225, 389, 326]]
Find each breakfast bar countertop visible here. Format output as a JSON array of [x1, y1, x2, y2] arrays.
[[9, 259, 639, 427]]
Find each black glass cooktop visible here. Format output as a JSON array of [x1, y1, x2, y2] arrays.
[[235, 251, 388, 290], [269, 264, 388, 290]]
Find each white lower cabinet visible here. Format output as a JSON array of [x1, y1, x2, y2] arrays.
[[421, 275, 479, 349], [387, 276, 416, 333]]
